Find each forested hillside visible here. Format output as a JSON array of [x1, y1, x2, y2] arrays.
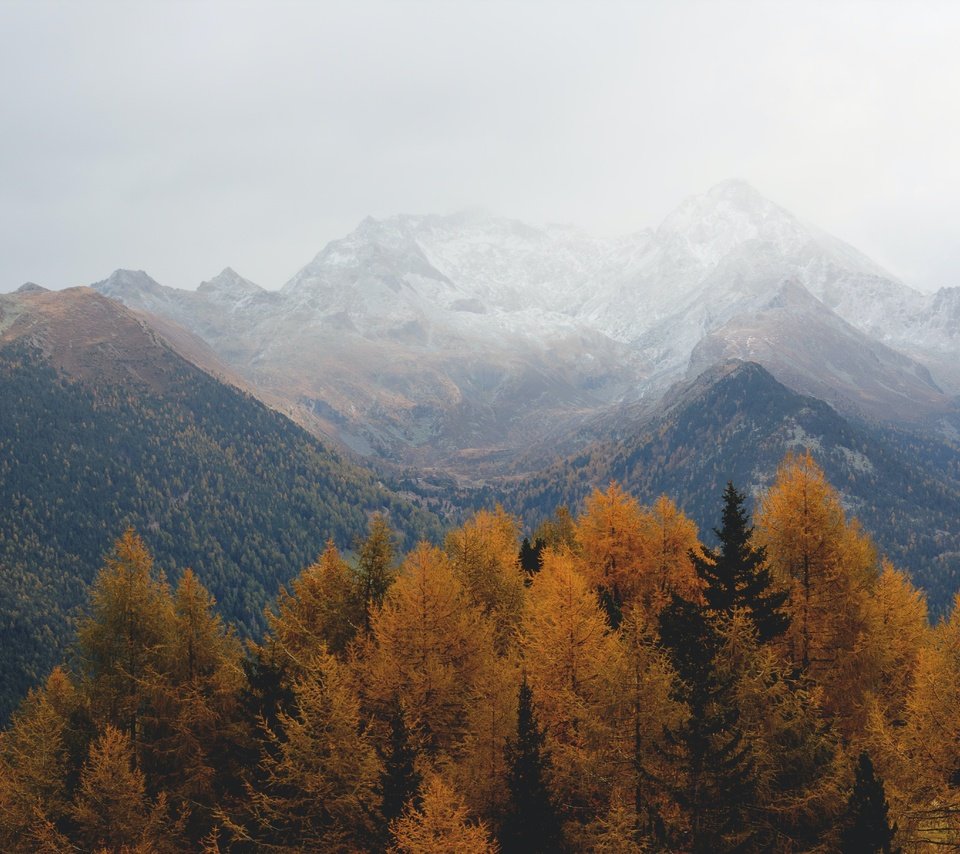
[[1, 456, 956, 851], [0, 342, 439, 721], [507, 361, 960, 615]]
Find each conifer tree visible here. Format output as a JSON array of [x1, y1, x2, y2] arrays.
[[500, 675, 562, 854], [381, 698, 421, 824], [76, 528, 175, 765], [656, 595, 756, 853], [840, 752, 900, 854], [269, 540, 358, 666], [694, 482, 789, 644], [356, 513, 397, 629], [519, 536, 546, 575], [390, 774, 497, 854], [71, 725, 177, 852]]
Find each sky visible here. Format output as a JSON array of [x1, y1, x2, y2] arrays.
[[1, 0, 958, 293]]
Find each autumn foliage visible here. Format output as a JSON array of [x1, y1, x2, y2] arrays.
[[2, 453, 956, 851]]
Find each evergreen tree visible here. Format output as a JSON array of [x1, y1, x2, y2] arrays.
[[356, 514, 397, 629], [500, 675, 562, 854], [840, 752, 899, 854], [656, 595, 756, 853], [381, 699, 421, 823], [694, 482, 789, 644], [519, 537, 546, 575]]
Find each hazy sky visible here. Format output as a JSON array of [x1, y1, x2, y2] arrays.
[[1, 0, 958, 293]]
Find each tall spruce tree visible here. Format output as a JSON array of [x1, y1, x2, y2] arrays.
[[840, 752, 899, 854], [356, 513, 396, 630], [381, 698, 421, 824], [694, 482, 789, 644], [500, 675, 562, 854], [656, 594, 756, 853]]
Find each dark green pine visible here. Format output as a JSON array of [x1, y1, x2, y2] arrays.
[[500, 675, 563, 854], [840, 752, 900, 854], [380, 699, 421, 824], [694, 482, 789, 644]]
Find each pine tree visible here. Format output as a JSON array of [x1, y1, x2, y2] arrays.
[[381, 698, 421, 824], [694, 482, 789, 644], [656, 595, 756, 853], [501, 675, 561, 854], [519, 537, 546, 575], [356, 514, 397, 630], [840, 752, 899, 853]]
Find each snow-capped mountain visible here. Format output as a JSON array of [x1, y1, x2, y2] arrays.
[[88, 180, 960, 469]]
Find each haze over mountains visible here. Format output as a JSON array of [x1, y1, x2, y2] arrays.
[[90, 180, 960, 471]]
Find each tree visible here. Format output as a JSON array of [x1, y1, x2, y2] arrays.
[[840, 752, 899, 854], [0, 669, 75, 852], [656, 595, 756, 853], [237, 646, 381, 851], [269, 540, 358, 668], [446, 507, 527, 650], [362, 543, 496, 758], [381, 698, 422, 825], [756, 452, 878, 729], [390, 774, 498, 854], [76, 528, 175, 765], [357, 513, 397, 629], [140, 569, 247, 836], [577, 487, 702, 627], [71, 724, 176, 853], [519, 537, 546, 576], [500, 676, 561, 854], [522, 547, 624, 810], [694, 482, 788, 644]]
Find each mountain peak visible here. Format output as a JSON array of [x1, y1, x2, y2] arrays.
[[198, 267, 263, 296], [16, 282, 48, 294]]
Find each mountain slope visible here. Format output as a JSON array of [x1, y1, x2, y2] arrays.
[[0, 287, 440, 720], [505, 361, 960, 614], [88, 181, 960, 471]]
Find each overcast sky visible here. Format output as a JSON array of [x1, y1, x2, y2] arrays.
[[1, 0, 958, 293]]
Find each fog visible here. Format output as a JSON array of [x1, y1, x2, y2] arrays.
[[1, 0, 957, 292]]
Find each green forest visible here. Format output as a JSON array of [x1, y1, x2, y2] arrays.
[[2, 452, 955, 852], [0, 344, 439, 721]]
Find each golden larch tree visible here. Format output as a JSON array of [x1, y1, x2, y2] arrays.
[[390, 774, 498, 854]]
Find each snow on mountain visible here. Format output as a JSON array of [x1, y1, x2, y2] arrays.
[[88, 180, 960, 466]]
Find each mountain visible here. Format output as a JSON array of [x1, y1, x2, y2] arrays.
[[504, 361, 960, 615], [89, 181, 960, 472], [0, 286, 440, 720]]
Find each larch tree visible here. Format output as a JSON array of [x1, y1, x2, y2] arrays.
[[521, 547, 625, 825], [756, 452, 878, 729], [141, 569, 247, 836], [446, 507, 527, 651], [239, 645, 382, 852], [362, 542, 496, 759], [0, 669, 76, 852], [71, 724, 178, 853], [452, 651, 520, 825], [575, 483, 648, 627], [390, 774, 498, 854], [268, 539, 358, 671], [76, 528, 175, 766]]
